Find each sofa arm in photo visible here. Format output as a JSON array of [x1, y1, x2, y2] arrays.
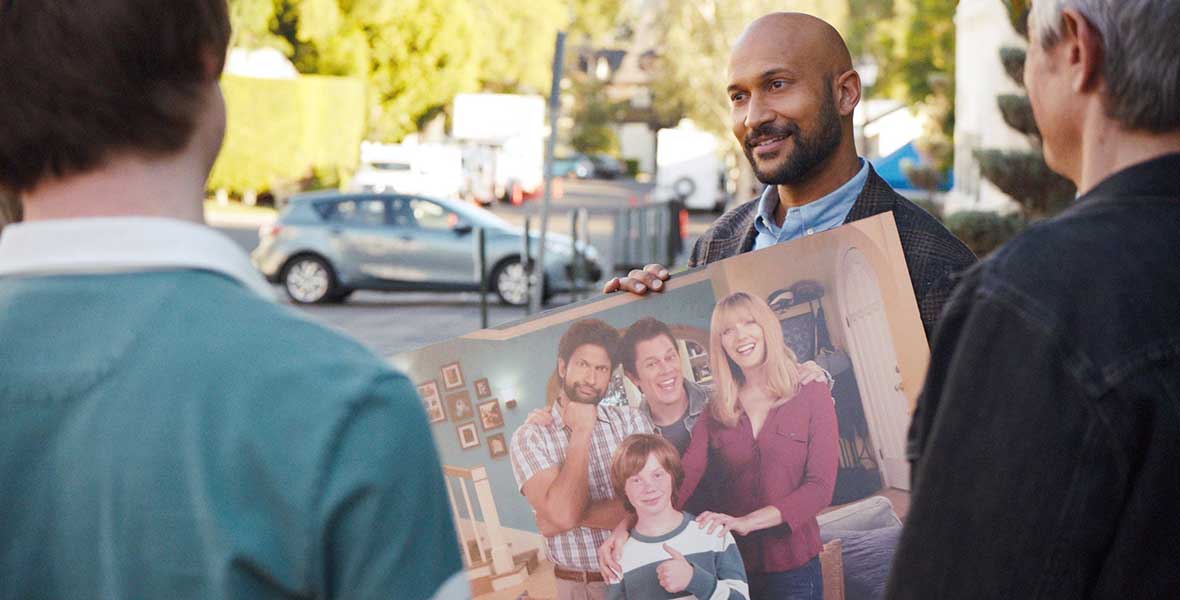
[[817, 496, 903, 600], [818, 495, 901, 537]]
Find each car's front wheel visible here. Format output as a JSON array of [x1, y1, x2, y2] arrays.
[[492, 258, 529, 306], [282, 255, 339, 304]]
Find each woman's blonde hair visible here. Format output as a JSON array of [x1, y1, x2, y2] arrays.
[[708, 292, 801, 427]]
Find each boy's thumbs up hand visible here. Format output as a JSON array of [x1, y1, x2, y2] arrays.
[[657, 544, 693, 593]]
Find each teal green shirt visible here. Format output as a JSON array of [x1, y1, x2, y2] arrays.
[[0, 270, 463, 599]]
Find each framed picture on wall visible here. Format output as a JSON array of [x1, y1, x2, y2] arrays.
[[416, 380, 445, 424], [478, 399, 504, 431], [447, 391, 474, 422], [441, 362, 464, 390], [474, 378, 492, 399], [457, 422, 480, 450], [487, 433, 508, 459]]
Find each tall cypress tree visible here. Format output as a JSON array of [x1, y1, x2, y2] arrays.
[[973, 0, 1075, 219]]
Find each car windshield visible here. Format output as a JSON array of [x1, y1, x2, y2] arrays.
[[295, 193, 516, 232], [439, 198, 515, 230]]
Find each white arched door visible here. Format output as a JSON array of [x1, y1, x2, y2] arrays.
[[839, 247, 911, 490]]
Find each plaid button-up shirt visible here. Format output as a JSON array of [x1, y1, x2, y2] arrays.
[[509, 403, 653, 572]]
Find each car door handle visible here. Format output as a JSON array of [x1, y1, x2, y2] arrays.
[[329, 226, 343, 235]]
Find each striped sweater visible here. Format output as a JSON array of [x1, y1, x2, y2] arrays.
[[606, 513, 749, 600]]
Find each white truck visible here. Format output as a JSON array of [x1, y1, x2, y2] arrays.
[[351, 140, 464, 200], [452, 93, 546, 206], [655, 121, 728, 212]]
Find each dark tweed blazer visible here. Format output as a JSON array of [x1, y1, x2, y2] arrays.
[[689, 166, 977, 339]]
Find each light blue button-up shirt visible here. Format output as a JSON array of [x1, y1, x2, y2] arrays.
[[753, 158, 870, 250]]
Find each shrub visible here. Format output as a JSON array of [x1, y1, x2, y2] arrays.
[[945, 210, 1028, 256], [624, 158, 640, 177], [974, 149, 1076, 219], [207, 74, 365, 197]]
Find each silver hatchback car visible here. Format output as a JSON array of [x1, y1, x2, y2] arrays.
[[252, 191, 602, 305]]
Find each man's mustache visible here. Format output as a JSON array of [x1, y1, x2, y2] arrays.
[[745, 122, 800, 150]]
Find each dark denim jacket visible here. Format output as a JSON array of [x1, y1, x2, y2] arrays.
[[887, 154, 1180, 599]]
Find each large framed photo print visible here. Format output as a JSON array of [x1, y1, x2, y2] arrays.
[[392, 214, 930, 599]]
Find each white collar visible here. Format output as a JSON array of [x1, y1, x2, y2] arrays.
[[0, 217, 276, 300]]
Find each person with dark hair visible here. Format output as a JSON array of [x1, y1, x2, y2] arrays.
[[888, 1, 1180, 597], [510, 318, 653, 600], [618, 317, 709, 456], [0, 2, 462, 598], [603, 12, 976, 342]]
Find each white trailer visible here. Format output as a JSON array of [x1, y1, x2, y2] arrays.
[[452, 94, 546, 205], [655, 122, 727, 212]]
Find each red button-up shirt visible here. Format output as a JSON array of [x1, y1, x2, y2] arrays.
[[676, 381, 838, 574]]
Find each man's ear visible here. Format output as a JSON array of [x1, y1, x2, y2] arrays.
[[557, 359, 567, 381], [1061, 8, 1103, 93], [836, 69, 862, 117]]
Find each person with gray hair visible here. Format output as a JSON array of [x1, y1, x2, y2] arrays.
[[887, 0, 1180, 598]]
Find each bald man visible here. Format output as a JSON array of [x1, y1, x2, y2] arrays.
[[606, 12, 975, 341]]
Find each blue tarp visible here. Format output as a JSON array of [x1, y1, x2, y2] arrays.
[[869, 141, 953, 192]]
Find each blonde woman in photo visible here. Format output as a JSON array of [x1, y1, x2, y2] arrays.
[[677, 291, 839, 599]]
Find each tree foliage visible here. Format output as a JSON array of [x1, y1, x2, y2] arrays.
[[228, 0, 623, 142], [873, 0, 956, 113], [944, 210, 1028, 256], [570, 80, 621, 154], [975, 1, 1075, 220], [974, 149, 1074, 218], [646, 0, 848, 139], [208, 75, 366, 195]]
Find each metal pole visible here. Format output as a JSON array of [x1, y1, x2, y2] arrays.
[[531, 31, 566, 313], [637, 208, 649, 266], [522, 217, 532, 316], [650, 208, 660, 266], [477, 227, 488, 328], [569, 210, 580, 302], [578, 207, 590, 292]]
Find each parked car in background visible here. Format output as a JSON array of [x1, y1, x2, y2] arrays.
[[252, 191, 603, 306], [552, 154, 595, 179], [551, 153, 626, 179], [587, 153, 626, 179]]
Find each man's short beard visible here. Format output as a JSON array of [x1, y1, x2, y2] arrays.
[[561, 378, 605, 405], [744, 84, 843, 186]]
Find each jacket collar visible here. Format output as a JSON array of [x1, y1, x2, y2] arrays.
[[720, 163, 895, 254], [0, 217, 276, 300]]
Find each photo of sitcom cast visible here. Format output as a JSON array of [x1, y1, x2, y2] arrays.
[[392, 214, 928, 600]]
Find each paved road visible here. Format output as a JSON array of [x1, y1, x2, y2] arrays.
[[212, 178, 723, 356]]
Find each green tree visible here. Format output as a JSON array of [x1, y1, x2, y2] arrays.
[[866, 0, 957, 188], [647, 0, 848, 138], [570, 79, 621, 154], [471, 2, 568, 94], [974, 1, 1075, 219], [227, 0, 624, 142]]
